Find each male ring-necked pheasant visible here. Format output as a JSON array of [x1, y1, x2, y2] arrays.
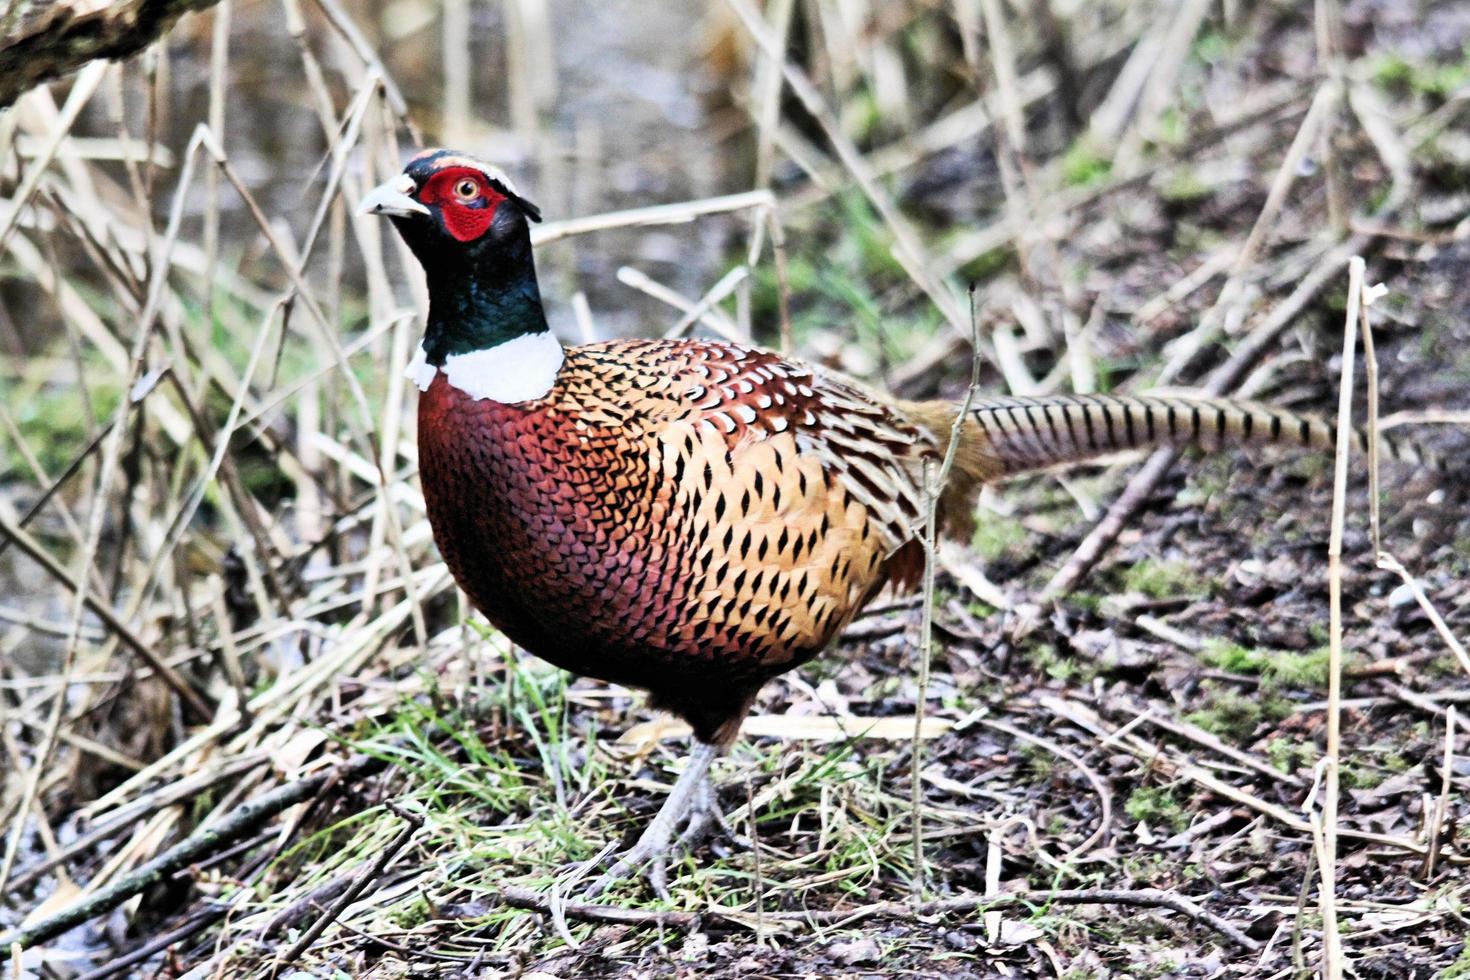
[[361, 150, 1416, 894]]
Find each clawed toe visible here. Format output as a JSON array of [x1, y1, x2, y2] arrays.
[[572, 742, 730, 900], [673, 776, 728, 853], [583, 836, 674, 900]]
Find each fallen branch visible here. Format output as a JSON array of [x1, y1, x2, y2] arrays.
[[0, 751, 389, 959], [266, 802, 422, 978], [498, 884, 1263, 952], [1043, 232, 1373, 599], [0, 0, 225, 107]]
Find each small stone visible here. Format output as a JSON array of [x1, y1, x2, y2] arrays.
[[827, 937, 882, 966], [1387, 582, 1418, 608]]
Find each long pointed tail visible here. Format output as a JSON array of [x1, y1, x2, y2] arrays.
[[906, 392, 1438, 485]]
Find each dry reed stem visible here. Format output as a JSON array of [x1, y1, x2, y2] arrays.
[[535, 190, 775, 245], [752, 0, 797, 190], [1317, 255, 1366, 979], [1043, 232, 1372, 600], [0, 62, 106, 255], [724, 0, 970, 336], [497, 883, 1262, 951], [616, 266, 743, 340], [1, 68, 198, 891], [267, 804, 422, 978], [1040, 695, 1428, 858], [1157, 79, 1340, 385], [1116, 0, 1211, 169], [1425, 707, 1457, 880], [910, 289, 983, 900], [667, 265, 751, 339]]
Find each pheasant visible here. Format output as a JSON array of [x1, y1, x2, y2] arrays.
[[361, 150, 1420, 894]]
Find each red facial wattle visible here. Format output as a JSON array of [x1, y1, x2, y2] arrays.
[[418, 167, 504, 242]]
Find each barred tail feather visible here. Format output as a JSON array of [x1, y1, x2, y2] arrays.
[[963, 393, 1436, 476], [898, 393, 1439, 516]]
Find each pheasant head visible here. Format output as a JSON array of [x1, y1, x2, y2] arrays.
[[360, 150, 554, 388]]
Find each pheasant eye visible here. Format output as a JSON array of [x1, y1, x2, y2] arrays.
[[453, 178, 479, 200]]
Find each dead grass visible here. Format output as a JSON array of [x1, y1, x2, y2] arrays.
[[1, 0, 1469, 977]]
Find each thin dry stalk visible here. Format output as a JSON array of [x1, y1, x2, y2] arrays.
[[910, 291, 983, 901], [666, 266, 750, 339], [1315, 0, 1348, 235], [752, 0, 797, 189], [746, 779, 766, 947], [0, 62, 107, 255], [765, 207, 794, 354], [724, 0, 969, 336], [1112, 0, 1211, 171], [1318, 256, 1367, 979], [616, 267, 743, 340], [268, 804, 422, 978], [1378, 553, 1470, 678], [442, 0, 472, 146], [1425, 707, 1457, 879], [912, 457, 938, 901], [534, 190, 776, 246], [497, 883, 1262, 951], [1157, 80, 1341, 385], [203, 0, 230, 328]]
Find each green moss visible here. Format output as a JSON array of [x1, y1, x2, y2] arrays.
[[1442, 943, 1470, 979], [1200, 641, 1339, 692], [967, 599, 998, 619], [1061, 138, 1112, 188], [1154, 106, 1189, 145], [1265, 646, 1334, 689], [1340, 761, 1387, 791], [1371, 53, 1415, 90], [1123, 785, 1189, 832], [1192, 29, 1229, 64], [1265, 736, 1314, 775], [1185, 684, 1265, 740], [953, 244, 1015, 283], [1019, 638, 1087, 683], [4, 377, 122, 474], [1160, 168, 1212, 203], [1121, 559, 1201, 599], [389, 894, 434, 929], [971, 514, 1027, 562], [1200, 640, 1267, 674], [1069, 591, 1102, 614], [1370, 45, 1470, 98]]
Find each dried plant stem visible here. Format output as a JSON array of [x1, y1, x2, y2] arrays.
[[204, 0, 231, 327], [910, 290, 983, 901], [1157, 79, 1341, 385], [1318, 256, 1367, 979], [724, 0, 969, 336], [1425, 707, 1457, 879], [912, 457, 938, 901], [0, 753, 390, 960], [751, 0, 795, 189], [497, 885, 1260, 950], [1043, 233, 1371, 600], [0, 62, 106, 254], [766, 207, 794, 354], [534, 190, 775, 245], [267, 804, 422, 978]]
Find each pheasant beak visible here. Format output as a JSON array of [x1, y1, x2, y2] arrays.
[[358, 173, 430, 218]]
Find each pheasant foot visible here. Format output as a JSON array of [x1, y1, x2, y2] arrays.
[[582, 741, 725, 900]]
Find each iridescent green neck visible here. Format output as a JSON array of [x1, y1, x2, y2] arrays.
[[422, 233, 548, 364]]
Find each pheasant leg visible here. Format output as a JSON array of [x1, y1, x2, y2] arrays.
[[585, 740, 723, 899]]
